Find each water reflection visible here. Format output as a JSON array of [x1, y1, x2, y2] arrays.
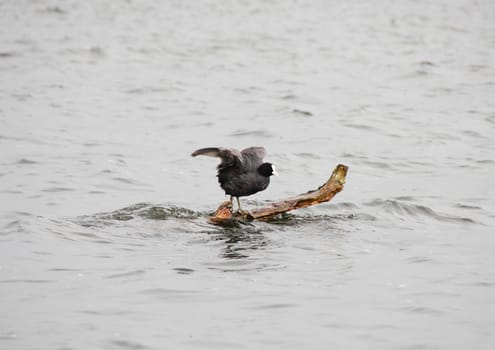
[[212, 227, 268, 260]]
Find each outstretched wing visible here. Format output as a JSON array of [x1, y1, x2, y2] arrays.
[[241, 146, 266, 168], [191, 147, 243, 170]]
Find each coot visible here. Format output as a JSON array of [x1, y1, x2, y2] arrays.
[[191, 146, 277, 211]]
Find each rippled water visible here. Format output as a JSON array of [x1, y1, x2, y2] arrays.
[[1, 0, 495, 349]]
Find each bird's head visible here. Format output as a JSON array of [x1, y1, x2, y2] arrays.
[[258, 163, 278, 177]]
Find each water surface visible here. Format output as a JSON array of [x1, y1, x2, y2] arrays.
[[1, 0, 494, 349]]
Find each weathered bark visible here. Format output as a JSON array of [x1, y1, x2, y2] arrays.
[[209, 164, 348, 225]]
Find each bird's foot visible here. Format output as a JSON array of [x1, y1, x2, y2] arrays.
[[235, 209, 253, 220], [209, 201, 254, 225]]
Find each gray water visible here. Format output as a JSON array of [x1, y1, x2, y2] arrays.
[[1, 0, 495, 349]]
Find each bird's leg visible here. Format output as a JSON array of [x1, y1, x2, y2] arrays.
[[230, 195, 242, 213], [235, 197, 252, 218], [229, 195, 238, 212]]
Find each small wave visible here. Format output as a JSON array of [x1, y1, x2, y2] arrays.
[[475, 159, 494, 164], [0, 189, 22, 194], [105, 270, 146, 279], [16, 158, 38, 165], [342, 123, 381, 132], [393, 196, 417, 201], [362, 160, 394, 170], [41, 186, 74, 193], [0, 279, 55, 284], [402, 305, 445, 315], [319, 202, 361, 212], [111, 339, 150, 350], [265, 211, 376, 225], [292, 108, 313, 116], [125, 87, 168, 95], [281, 94, 297, 100], [230, 129, 274, 138], [89, 46, 105, 57], [173, 267, 195, 275], [295, 152, 321, 159], [140, 287, 200, 299], [39, 6, 66, 14], [249, 303, 297, 310], [462, 130, 483, 138], [207, 262, 287, 273], [112, 177, 143, 185], [406, 256, 432, 264], [365, 199, 477, 224], [110, 339, 150, 350], [2, 218, 32, 235], [454, 203, 483, 210], [0, 52, 17, 58], [76, 203, 202, 226]]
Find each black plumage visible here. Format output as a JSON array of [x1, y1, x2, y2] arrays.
[[191, 146, 277, 210]]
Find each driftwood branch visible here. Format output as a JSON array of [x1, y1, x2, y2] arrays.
[[209, 164, 348, 225]]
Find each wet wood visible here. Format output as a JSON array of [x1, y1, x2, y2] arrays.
[[209, 164, 348, 225]]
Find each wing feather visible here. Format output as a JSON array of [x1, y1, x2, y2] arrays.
[[241, 146, 266, 162], [191, 147, 243, 170]]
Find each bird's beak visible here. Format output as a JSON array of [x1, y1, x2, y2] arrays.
[[272, 168, 279, 176]]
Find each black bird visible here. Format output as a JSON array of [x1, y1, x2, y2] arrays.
[[191, 146, 277, 211]]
